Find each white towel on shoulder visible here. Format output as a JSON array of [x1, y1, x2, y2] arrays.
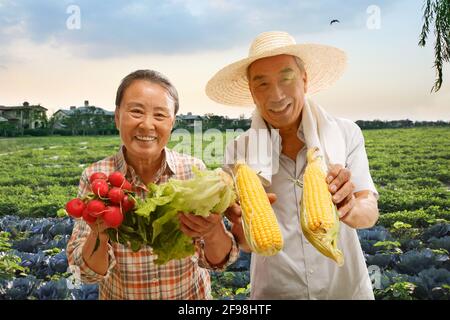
[[225, 98, 347, 185]]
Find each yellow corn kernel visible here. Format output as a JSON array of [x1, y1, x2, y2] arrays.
[[235, 163, 283, 256], [303, 152, 334, 232], [300, 147, 344, 266]]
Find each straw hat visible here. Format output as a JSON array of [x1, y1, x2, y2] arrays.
[[205, 31, 347, 107]]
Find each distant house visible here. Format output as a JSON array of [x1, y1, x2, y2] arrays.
[[174, 112, 251, 130], [175, 112, 203, 128], [231, 118, 251, 128], [0, 102, 47, 130], [53, 100, 114, 129]]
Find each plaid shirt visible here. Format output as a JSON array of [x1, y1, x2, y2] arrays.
[[66, 146, 239, 300]]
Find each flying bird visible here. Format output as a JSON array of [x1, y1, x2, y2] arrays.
[[330, 19, 340, 25]]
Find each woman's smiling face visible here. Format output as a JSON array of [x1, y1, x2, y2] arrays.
[[115, 79, 175, 161]]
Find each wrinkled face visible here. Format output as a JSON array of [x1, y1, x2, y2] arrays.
[[115, 80, 175, 161], [248, 54, 308, 129]]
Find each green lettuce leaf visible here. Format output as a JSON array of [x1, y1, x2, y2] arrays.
[[112, 166, 236, 265]]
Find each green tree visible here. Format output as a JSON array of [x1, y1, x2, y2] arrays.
[[62, 109, 82, 135], [419, 0, 450, 92], [0, 122, 18, 137], [79, 106, 97, 135], [45, 114, 58, 135]]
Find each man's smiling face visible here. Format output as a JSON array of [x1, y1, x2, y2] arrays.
[[248, 54, 308, 129]]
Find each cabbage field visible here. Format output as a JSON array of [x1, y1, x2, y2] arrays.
[[0, 127, 449, 300]]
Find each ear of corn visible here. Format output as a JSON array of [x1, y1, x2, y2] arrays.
[[300, 147, 344, 266], [234, 163, 283, 256]]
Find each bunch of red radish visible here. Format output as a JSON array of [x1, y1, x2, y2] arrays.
[[65, 171, 135, 228]]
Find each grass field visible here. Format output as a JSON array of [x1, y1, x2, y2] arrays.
[[1, 128, 448, 220], [0, 127, 449, 299]]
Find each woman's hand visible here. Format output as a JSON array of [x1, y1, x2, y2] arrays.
[[82, 219, 111, 275], [178, 212, 223, 241], [179, 212, 233, 267], [85, 219, 110, 241]]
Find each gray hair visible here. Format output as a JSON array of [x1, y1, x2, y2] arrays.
[[293, 56, 306, 74], [246, 55, 306, 81], [115, 69, 179, 115]]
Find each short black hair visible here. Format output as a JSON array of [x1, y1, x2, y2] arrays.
[[115, 69, 179, 115]]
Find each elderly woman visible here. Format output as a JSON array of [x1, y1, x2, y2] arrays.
[[67, 70, 239, 300]]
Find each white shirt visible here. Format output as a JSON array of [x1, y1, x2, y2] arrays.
[[225, 116, 378, 300]]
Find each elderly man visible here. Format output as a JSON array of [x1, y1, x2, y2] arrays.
[[206, 31, 379, 299]]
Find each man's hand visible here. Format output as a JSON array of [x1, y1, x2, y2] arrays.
[[327, 164, 379, 229], [225, 193, 277, 252], [327, 164, 355, 220]]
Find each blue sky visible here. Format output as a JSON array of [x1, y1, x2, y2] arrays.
[[0, 0, 448, 120], [1, 0, 396, 56]]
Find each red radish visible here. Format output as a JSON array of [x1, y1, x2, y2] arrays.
[[108, 187, 125, 204], [103, 206, 123, 228], [65, 198, 85, 218], [89, 172, 108, 184], [87, 199, 106, 217], [91, 179, 109, 197], [121, 195, 135, 213], [121, 180, 132, 191], [82, 207, 97, 224], [108, 172, 125, 188]]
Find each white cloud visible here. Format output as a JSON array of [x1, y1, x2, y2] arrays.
[[0, 0, 447, 120], [1, 19, 26, 36], [120, 2, 152, 16], [0, 0, 397, 58]]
